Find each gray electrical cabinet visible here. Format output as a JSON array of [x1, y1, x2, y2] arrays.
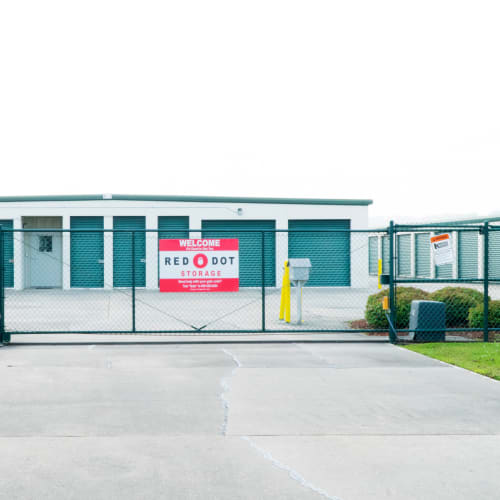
[[409, 300, 446, 342], [288, 259, 312, 282]]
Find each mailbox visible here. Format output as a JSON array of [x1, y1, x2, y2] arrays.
[[287, 258, 312, 325], [288, 259, 312, 283]]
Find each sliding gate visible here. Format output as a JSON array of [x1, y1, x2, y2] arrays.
[[0, 227, 389, 341]]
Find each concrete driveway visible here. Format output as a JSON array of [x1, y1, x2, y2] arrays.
[[1, 341, 499, 499]]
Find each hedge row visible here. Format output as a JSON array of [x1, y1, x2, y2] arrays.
[[365, 286, 500, 329]]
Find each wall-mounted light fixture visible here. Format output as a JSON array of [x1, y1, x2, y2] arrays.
[[237, 208, 243, 216]]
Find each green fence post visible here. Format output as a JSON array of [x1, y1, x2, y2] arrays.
[[483, 222, 489, 342], [261, 230, 266, 332], [388, 221, 397, 343], [0, 226, 4, 344], [132, 231, 136, 333]]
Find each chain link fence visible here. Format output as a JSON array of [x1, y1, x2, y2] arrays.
[[0, 224, 499, 342], [0, 228, 386, 340], [390, 223, 500, 343]]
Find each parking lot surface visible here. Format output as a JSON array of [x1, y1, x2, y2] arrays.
[[1, 341, 499, 499]]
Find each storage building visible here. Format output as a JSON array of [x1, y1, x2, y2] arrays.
[[0, 194, 372, 290], [369, 219, 500, 281]]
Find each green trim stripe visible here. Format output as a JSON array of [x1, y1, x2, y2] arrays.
[[0, 194, 372, 206]]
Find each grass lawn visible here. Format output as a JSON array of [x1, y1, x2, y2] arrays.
[[404, 343, 500, 381]]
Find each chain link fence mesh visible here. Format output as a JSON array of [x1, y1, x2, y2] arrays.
[[392, 224, 500, 342], [0, 225, 499, 342]]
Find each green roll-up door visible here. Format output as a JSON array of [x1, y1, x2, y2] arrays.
[[397, 234, 411, 276], [0, 220, 14, 288], [113, 216, 146, 287], [382, 236, 390, 275], [202, 220, 275, 287], [70, 217, 104, 287], [435, 233, 453, 279], [458, 231, 478, 279], [158, 216, 189, 240], [288, 220, 350, 286], [369, 236, 378, 275], [415, 233, 430, 277], [158, 216, 190, 284], [489, 229, 500, 280]]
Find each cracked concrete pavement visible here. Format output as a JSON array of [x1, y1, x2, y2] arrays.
[[1, 341, 500, 499]]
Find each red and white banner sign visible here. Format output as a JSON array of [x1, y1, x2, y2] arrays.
[[159, 239, 239, 292]]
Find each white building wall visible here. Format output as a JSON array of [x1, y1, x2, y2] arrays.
[[103, 216, 113, 289], [452, 231, 458, 279], [351, 231, 368, 288], [62, 215, 71, 289], [0, 198, 370, 290], [145, 215, 158, 289]]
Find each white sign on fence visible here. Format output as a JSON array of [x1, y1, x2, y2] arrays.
[[430, 233, 454, 266]]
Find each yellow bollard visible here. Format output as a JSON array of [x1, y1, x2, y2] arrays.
[[279, 260, 291, 323]]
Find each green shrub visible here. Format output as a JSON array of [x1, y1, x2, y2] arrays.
[[429, 287, 484, 327], [365, 287, 430, 329], [468, 300, 500, 328]]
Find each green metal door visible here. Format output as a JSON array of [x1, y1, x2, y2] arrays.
[[158, 216, 189, 284], [435, 233, 453, 279], [415, 233, 430, 277], [397, 234, 411, 276], [458, 231, 478, 279], [489, 229, 500, 280], [70, 217, 104, 287], [0, 220, 14, 288], [113, 216, 146, 287], [382, 236, 390, 275], [369, 236, 378, 275], [158, 216, 189, 240], [288, 220, 350, 286], [202, 220, 275, 287]]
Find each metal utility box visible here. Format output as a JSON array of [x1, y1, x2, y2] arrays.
[[288, 259, 312, 282], [409, 300, 446, 342]]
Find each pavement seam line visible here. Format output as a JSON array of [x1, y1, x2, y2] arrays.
[[294, 343, 334, 366], [241, 436, 342, 500], [220, 348, 242, 435]]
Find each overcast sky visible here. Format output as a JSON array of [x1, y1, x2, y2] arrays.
[[1, 1, 499, 220]]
